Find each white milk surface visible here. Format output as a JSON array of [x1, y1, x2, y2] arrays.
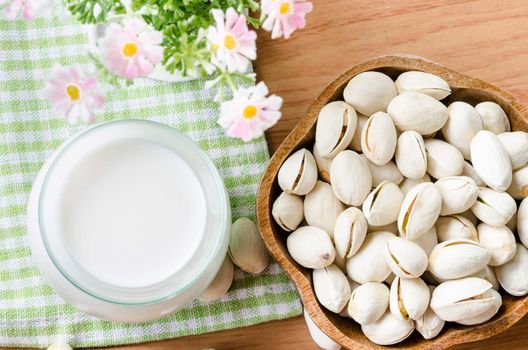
[[58, 139, 207, 288]]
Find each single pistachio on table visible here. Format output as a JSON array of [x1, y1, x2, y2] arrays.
[[395, 71, 451, 100], [229, 218, 270, 274], [278, 148, 318, 195], [441, 101, 483, 159], [315, 101, 357, 157], [395, 130, 427, 180], [498, 131, 528, 170], [272, 192, 304, 232], [347, 282, 389, 325], [346, 231, 395, 284], [471, 265, 500, 290], [461, 160, 484, 186], [435, 176, 478, 215], [349, 114, 368, 152], [334, 207, 367, 260], [470, 130, 512, 191], [470, 187, 516, 227], [343, 71, 397, 116], [475, 101, 511, 134], [435, 215, 478, 242], [399, 174, 432, 195], [312, 146, 333, 183], [313, 264, 352, 313], [47, 342, 73, 350], [286, 226, 336, 269], [410, 226, 438, 256], [199, 255, 234, 302], [397, 182, 442, 240], [390, 276, 430, 321], [508, 165, 528, 199], [495, 243, 528, 296], [368, 221, 399, 234], [362, 181, 405, 226], [424, 139, 464, 179], [518, 198, 528, 248], [385, 237, 428, 279], [303, 309, 342, 350], [361, 311, 415, 346], [415, 285, 445, 340], [362, 156, 403, 187], [361, 112, 397, 165], [428, 239, 491, 280], [477, 223, 517, 266], [304, 181, 345, 237], [330, 151, 372, 206]]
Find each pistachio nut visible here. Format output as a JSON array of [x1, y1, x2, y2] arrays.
[[387, 91, 449, 135], [471, 265, 500, 290], [498, 131, 528, 170], [410, 226, 438, 256], [518, 198, 528, 248], [470, 187, 516, 227], [304, 181, 345, 237], [363, 181, 405, 226], [303, 309, 342, 350], [507, 165, 528, 199], [362, 156, 404, 187], [272, 192, 304, 232], [349, 114, 368, 152], [470, 130, 512, 191], [330, 151, 372, 206], [461, 161, 484, 186], [315, 101, 357, 157], [389, 276, 430, 320], [397, 182, 442, 240], [361, 311, 414, 346], [431, 277, 501, 325], [346, 231, 395, 283], [361, 112, 397, 165], [435, 176, 479, 215], [475, 101, 511, 134], [395, 71, 451, 100], [424, 139, 464, 179], [343, 71, 397, 116], [495, 243, 528, 296], [399, 174, 432, 195], [477, 223, 517, 266], [435, 215, 478, 242], [348, 282, 389, 325], [312, 145, 333, 183], [395, 130, 427, 179], [428, 239, 491, 279], [368, 221, 398, 234], [278, 148, 318, 195], [313, 264, 352, 313], [442, 102, 483, 159], [334, 207, 367, 259], [228, 218, 270, 274], [386, 237, 428, 278], [199, 255, 234, 302], [287, 226, 336, 269], [415, 285, 445, 340]]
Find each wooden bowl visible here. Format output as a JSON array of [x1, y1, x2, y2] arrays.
[[256, 55, 528, 349]]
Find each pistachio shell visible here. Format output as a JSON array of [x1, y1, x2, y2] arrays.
[[349, 115, 368, 152], [348, 282, 389, 325], [456, 288, 502, 326], [395, 71, 451, 100], [389, 277, 430, 320], [507, 165, 528, 199], [477, 223, 517, 266], [461, 161, 484, 186], [498, 131, 528, 170], [470, 187, 516, 227], [361, 311, 414, 346], [315, 101, 357, 157], [343, 71, 397, 116], [415, 285, 445, 340], [397, 182, 442, 240], [346, 231, 395, 284], [272, 192, 304, 232], [435, 215, 478, 242], [495, 243, 528, 296], [304, 181, 345, 237], [424, 139, 464, 179], [410, 226, 438, 256], [313, 264, 352, 313], [518, 198, 528, 248], [334, 252, 347, 274], [330, 151, 372, 206], [442, 102, 483, 159], [399, 174, 432, 195], [435, 176, 478, 215], [313, 146, 333, 183], [287, 226, 336, 269], [470, 130, 512, 191], [361, 112, 397, 165], [368, 221, 398, 234], [334, 207, 367, 259], [47, 342, 73, 350], [475, 101, 510, 134], [278, 148, 318, 195], [387, 92, 449, 135], [460, 209, 479, 226], [228, 218, 270, 274], [199, 256, 234, 302], [386, 237, 428, 278], [470, 265, 500, 290], [363, 181, 405, 226], [362, 156, 404, 187], [303, 309, 342, 350], [395, 130, 427, 179], [428, 239, 491, 279]]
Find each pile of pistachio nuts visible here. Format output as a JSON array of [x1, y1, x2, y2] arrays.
[[272, 70, 528, 346]]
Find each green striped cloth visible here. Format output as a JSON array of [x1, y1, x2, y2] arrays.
[[0, 8, 301, 348]]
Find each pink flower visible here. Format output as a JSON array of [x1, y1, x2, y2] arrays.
[[262, 0, 313, 39], [98, 18, 163, 80], [207, 8, 257, 73], [218, 82, 282, 142], [44, 65, 105, 124], [3, 0, 37, 20]]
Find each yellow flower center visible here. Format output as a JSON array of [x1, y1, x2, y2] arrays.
[[279, 1, 291, 15], [242, 105, 258, 120], [66, 84, 81, 102], [122, 42, 139, 58], [223, 34, 237, 50]]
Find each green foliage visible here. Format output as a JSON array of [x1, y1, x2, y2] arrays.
[[64, 0, 126, 24]]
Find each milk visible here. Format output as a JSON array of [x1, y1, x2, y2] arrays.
[[58, 139, 207, 288]]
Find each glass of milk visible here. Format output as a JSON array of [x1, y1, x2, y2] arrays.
[[27, 120, 231, 322]]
